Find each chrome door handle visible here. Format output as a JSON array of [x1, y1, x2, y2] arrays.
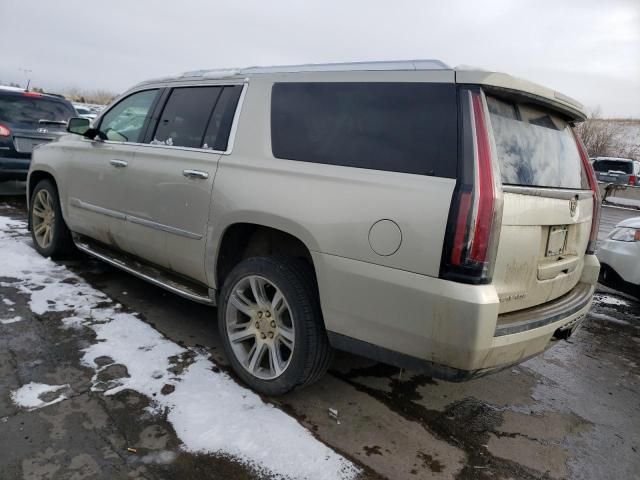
[[110, 159, 128, 168], [182, 169, 209, 179]]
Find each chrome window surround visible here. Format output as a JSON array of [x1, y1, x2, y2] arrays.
[[92, 82, 248, 156]]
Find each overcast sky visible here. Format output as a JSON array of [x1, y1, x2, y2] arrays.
[[2, 0, 638, 117]]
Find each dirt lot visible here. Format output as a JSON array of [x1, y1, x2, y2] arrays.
[[1, 188, 639, 480]]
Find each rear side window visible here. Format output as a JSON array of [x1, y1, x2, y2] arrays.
[[202, 85, 243, 151], [151, 85, 242, 151], [271, 82, 457, 177], [487, 95, 587, 189], [0, 94, 75, 126], [592, 159, 632, 174]]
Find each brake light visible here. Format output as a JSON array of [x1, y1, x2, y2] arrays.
[[23, 91, 42, 97], [573, 130, 601, 254], [0, 124, 10, 137], [441, 89, 503, 284], [629, 175, 637, 186]]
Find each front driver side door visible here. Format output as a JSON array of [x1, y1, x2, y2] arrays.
[[64, 89, 160, 250]]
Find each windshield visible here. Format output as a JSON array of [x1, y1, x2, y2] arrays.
[[487, 95, 587, 189], [592, 159, 632, 174], [0, 95, 76, 126]]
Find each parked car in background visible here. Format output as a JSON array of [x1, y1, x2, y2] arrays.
[[27, 60, 600, 395], [0, 87, 76, 181], [592, 157, 640, 186], [598, 217, 640, 295], [73, 104, 97, 120]]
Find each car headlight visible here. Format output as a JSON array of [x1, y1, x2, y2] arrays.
[[608, 227, 640, 242]]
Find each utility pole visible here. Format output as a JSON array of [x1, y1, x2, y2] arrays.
[[19, 68, 33, 90]]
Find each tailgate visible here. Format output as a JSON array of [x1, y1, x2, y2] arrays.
[[485, 93, 594, 314], [493, 189, 592, 314]]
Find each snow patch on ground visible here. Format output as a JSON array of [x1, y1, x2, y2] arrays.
[[2, 298, 15, 306], [605, 197, 640, 209], [0, 215, 359, 480], [589, 312, 631, 326], [11, 382, 69, 411], [594, 295, 630, 307], [1, 316, 22, 324]]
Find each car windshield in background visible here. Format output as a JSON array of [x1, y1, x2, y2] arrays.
[[487, 95, 587, 189], [592, 159, 632, 174], [0, 95, 75, 126]]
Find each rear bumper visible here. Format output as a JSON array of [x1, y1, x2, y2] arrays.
[[0, 156, 31, 180], [314, 252, 599, 380]]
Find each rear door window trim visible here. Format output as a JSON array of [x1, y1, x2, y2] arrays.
[[140, 83, 246, 155]]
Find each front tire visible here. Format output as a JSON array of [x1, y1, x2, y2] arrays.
[[29, 179, 74, 259], [218, 256, 332, 395]]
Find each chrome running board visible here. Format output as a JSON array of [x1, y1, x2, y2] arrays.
[[73, 233, 216, 306]]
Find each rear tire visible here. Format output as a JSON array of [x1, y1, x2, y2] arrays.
[[218, 256, 332, 395], [29, 179, 74, 259]]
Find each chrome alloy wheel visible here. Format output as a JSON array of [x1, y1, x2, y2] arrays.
[[31, 189, 55, 249], [225, 275, 295, 380]]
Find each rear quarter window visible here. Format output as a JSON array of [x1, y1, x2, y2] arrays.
[[271, 82, 457, 177]]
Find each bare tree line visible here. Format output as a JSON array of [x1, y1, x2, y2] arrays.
[[59, 87, 118, 105], [2, 81, 117, 105], [576, 108, 640, 160]]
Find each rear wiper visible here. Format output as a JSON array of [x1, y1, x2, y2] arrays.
[[38, 119, 67, 126]]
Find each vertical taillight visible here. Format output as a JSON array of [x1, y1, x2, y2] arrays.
[[574, 130, 601, 254], [629, 175, 637, 186], [441, 88, 503, 284], [0, 124, 10, 137]]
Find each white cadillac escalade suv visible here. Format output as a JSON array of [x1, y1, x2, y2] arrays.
[[27, 60, 601, 395]]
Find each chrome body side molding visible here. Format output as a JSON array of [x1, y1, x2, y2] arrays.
[[70, 197, 126, 220], [69, 197, 202, 240]]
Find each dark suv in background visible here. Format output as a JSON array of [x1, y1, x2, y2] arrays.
[[0, 87, 76, 181], [592, 156, 640, 186]]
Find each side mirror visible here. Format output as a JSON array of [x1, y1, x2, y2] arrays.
[[67, 117, 90, 135]]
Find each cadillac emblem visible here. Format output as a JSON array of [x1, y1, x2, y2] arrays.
[[569, 197, 578, 217]]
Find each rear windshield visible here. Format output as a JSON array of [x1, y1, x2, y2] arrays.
[[592, 159, 632, 174], [487, 95, 587, 189], [0, 94, 75, 125]]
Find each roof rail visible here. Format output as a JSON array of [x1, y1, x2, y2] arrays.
[[240, 59, 450, 74], [171, 59, 450, 80]]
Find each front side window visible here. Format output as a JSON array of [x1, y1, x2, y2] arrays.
[[271, 82, 457, 177], [100, 89, 158, 143]]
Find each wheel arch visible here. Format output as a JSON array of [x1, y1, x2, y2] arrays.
[[213, 221, 318, 292]]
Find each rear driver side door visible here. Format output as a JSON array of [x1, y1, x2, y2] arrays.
[[123, 84, 244, 284]]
